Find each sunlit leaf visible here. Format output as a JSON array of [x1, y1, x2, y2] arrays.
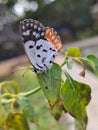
[[67, 47, 81, 57], [60, 71, 91, 120], [6, 112, 30, 130], [17, 97, 38, 124], [0, 102, 7, 129], [78, 54, 98, 75], [10, 81, 19, 94], [0, 82, 8, 95], [0, 81, 19, 95], [37, 63, 62, 108]]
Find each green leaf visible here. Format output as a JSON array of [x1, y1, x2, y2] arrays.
[[0, 81, 19, 95], [75, 118, 88, 130], [67, 47, 81, 57], [6, 112, 30, 130], [10, 81, 19, 94], [0, 102, 7, 129], [78, 54, 98, 75], [17, 97, 38, 124], [37, 63, 62, 107], [60, 71, 91, 120], [51, 100, 63, 120], [66, 59, 74, 69]]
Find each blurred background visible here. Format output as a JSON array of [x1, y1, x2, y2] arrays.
[[0, 0, 98, 63], [0, 0, 98, 130]]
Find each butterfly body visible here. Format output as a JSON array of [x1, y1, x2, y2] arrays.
[[20, 19, 62, 73]]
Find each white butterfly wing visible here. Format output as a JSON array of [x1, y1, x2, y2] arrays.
[[20, 19, 62, 73]]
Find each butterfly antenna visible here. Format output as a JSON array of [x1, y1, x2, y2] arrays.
[[11, 66, 32, 75], [22, 69, 29, 77]]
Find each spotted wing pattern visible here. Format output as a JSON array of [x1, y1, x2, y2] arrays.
[[20, 19, 62, 73]]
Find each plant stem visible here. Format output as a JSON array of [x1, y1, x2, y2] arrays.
[[1, 93, 16, 98], [1, 86, 41, 104], [19, 86, 41, 97], [60, 61, 67, 67]]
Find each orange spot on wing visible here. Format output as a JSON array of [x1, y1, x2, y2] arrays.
[[44, 28, 62, 51]]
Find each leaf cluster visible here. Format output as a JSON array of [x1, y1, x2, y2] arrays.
[[0, 47, 98, 130]]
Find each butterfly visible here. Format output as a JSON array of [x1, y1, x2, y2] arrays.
[[19, 19, 62, 73]]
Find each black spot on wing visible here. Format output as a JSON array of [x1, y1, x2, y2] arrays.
[[29, 45, 34, 48], [44, 64, 46, 66], [36, 46, 41, 50], [37, 54, 41, 58], [49, 48, 56, 52], [42, 57, 46, 63], [42, 49, 47, 52], [49, 61, 52, 63], [49, 48, 52, 50], [36, 63, 43, 69], [53, 55, 55, 58], [36, 45, 43, 50]]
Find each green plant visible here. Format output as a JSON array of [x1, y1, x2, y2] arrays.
[[0, 47, 98, 130]]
